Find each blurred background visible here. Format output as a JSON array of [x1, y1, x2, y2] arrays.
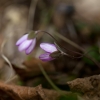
[[0, 0, 100, 95]]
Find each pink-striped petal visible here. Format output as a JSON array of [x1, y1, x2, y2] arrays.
[[40, 43, 57, 53], [16, 34, 28, 46], [18, 40, 32, 51], [39, 53, 54, 61], [25, 39, 36, 54]]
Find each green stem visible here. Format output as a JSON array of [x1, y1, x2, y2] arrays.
[[38, 63, 66, 95]]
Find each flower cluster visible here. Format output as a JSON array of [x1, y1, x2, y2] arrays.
[[16, 33, 59, 61], [16, 30, 83, 62]]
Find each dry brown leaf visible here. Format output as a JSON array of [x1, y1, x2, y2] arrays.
[[0, 82, 64, 100], [67, 74, 100, 100]]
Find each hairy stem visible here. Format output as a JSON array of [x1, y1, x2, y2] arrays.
[[36, 30, 83, 58], [54, 32, 100, 68]]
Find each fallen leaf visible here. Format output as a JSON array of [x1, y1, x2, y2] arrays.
[[13, 58, 55, 80], [0, 82, 67, 100], [67, 74, 100, 100]]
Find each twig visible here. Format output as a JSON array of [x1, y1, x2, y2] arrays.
[[55, 32, 84, 51], [0, 39, 13, 83], [27, 0, 38, 31]]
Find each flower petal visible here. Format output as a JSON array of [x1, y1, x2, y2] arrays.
[[39, 53, 54, 61], [16, 34, 28, 46], [40, 43, 57, 53], [25, 38, 36, 54], [18, 40, 32, 51]]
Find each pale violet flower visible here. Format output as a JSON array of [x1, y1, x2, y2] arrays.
[[16, 34, 36, 54], [39, 43, 58, 61]]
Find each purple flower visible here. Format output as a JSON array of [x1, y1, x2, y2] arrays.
[[39, 43, 58, 61], [16, 34, 36, 54]]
